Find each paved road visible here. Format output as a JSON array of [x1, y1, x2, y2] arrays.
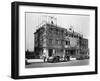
[[26, 59, 89, 68]]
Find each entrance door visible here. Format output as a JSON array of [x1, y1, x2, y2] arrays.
[[49, 49, 53, 57], [70, 50, 75, 55]]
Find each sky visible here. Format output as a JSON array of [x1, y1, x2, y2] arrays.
[[25, 12, 90, 51]]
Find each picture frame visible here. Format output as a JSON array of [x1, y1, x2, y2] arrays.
[[11, 1, 98, 79]]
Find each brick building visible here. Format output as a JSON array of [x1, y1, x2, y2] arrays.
[[34, 22, 89, 60]]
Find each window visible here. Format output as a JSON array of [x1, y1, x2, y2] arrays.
[[56, 29, 58, 35], [58, 40, 60, 44], [56, 40, 59, 45], [65, 32, 68, 36], [57, 30, 60, 35], [49, 39, 53, 44], [66, 41, 70, 45], [61, 40, 63, 45], [49, 28, 53, 34]]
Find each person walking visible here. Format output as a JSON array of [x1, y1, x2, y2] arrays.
[[67, 55, 70, 61], [43, 53, 46, 62]]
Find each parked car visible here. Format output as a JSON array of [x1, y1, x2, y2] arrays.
[[77, 55, 89, 60], [47, 56, 60, 63]]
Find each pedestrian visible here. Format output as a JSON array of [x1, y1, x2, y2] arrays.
[[67, 56, 70, 61], [43, 53, 46, 62]]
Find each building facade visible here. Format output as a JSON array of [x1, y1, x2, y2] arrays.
[[34, 23, 89, 59], [79, 38, 89, 59]]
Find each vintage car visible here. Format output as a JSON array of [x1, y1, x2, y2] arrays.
[[47, 56, 60, 63]]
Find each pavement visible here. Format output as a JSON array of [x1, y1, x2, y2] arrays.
[[25, 59, 89, 68], [27, 59, 44, 63]]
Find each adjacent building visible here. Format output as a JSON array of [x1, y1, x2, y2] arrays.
[[79, 38, 89, 59]]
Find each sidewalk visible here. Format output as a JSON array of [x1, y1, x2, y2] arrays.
[[27, 59, 44, 63]]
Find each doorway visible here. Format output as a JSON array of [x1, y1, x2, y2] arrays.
[[70, 50, 75, 55], [48, 49, 53, 57]]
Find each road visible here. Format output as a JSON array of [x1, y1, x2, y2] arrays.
[[26, 59, 89, 68]]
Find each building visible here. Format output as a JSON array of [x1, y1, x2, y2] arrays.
[[79, 38, 89, 59], [34, 23, 66, 58], [34, 21, 89, 60]]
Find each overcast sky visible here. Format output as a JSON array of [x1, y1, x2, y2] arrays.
[[25, 12, 90, 51]]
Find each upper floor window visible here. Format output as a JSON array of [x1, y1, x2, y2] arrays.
[[55, 40, 59, 45], [49, 39, 53, 44], [61, 40, 64, 45]]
